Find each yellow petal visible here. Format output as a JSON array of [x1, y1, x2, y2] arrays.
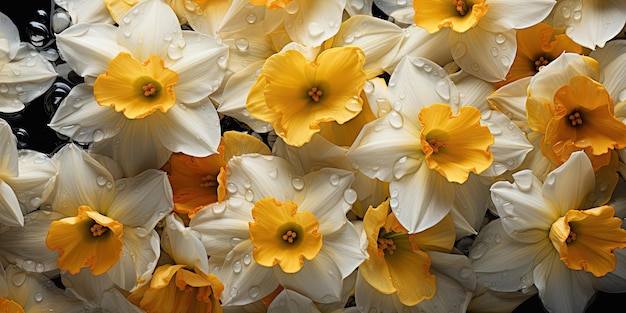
[[413, 0, 489, 33], [545, 76, 626, 159], [419, 104, 494, 183], [104, 0, 139, 23], [249, 198, 322, 273], [250, 0, 293, 9], [94, 52, 178, 119], [549, 206, 626, 277], [360, 200, 396, 294], [0, 297, 25, 313], [222, 131, 271, 161], [46, 206, 123, 275]]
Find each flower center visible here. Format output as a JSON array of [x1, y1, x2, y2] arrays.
[[200, 174, 218, 188], [427, 137, 448, 153], [452, 0, 467, 16], [282, 229, 298, 244], [90, 223, 109, 237], [566, 229, 577, 243], [307, 87, 323, 102], [568, 111, 583, 126], [534, 56, 550, 72], [142, 82, 157, 97], [377, 237, 397, 256]]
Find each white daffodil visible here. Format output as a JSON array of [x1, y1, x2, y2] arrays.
[[0, 118, 56, 227], [48, 0, 228, 177], [551, 0, 626, 50], [53, 0, 115, 29], [39, 143, 172, 292], [347, 56, 532, 235], [190, 153, 368, 307], [0, 12, 57, 113], [471, 151, 626, 313], [411, 0, 556, 82]]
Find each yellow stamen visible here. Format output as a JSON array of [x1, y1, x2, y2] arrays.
[[199, 174, 218, 188], [377, 237, 397, 255], [427, 137, 448, 153], [282, 230, 298, 243], [142, 82, 157, 97], [534, 56, 550, 72], [90, 223, 109, 237], [453, 0, 467, 16], [566, 229, 577, 243], [307, 87, 323, 102], [568, 111, 583, 126]]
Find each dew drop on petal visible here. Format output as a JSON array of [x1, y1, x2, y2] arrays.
[[344, 188, 358, 205], [226, 183, 238, 194], [246, 13, 257, 24], [245, 189, 254, 202], [495, 34, 506, 44], [434, 79, 450, 101], [96, 176, 107, 186], [11, 271, 26, 286], [249, 286, 260, 298], [459, 267, 473, 279], [235, 38, 249, 51], [285, 1, 299, 14], [291, 177, 304, 190], [329, 174, 340, 186], [34, 292, 44, 302], [387, 111, 403, 128], [308, 22, 324, 37], [233, 261, 242, 273], [243, 253, 252, 265]]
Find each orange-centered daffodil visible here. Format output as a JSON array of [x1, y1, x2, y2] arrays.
[[128, 264, 224, 313], [419, 103, 494, 183], [246, 46, 367, 147], [413, 0, 489, 33], [46, 205, 124, 275], [248, 198, 322, 274], [94, 52, 178, 119], [0, 298, 24, 313], [549, 206, 626, 277], [360, 200, 455, 306], [249, 0, 293, 9]]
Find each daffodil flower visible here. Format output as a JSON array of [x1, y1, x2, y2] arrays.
[[189, 154, 367, 306], [355, 200, 476, 312], [551, 0, 626, 50], [43, 143, 173, 292], [347, 56, 532, 234], [411, 0, 556, 82], [246, 45, 367, 147], [0, 12, 57, 113], [48, 0, 229, 177], [471, 151, 626, 313]]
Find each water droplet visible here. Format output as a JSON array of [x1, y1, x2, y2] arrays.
[[435, 79, 450, 100], [490, 47, 499, 57], [308, 22, 324, 37], [96, 176, 107, 186], [229, 287, 238, 298], [345, 98, 361, 112], [245, 189, 254, 201], [471, 63, 480, 71], [92, 129, 105, 142], [344, 189, 357, 204], [267, 168, 278, 179], [291, 177, 304, 190], [235, 38, 249, 51], [11, 271, 26, 286], [545, 173, 556, 185], [34, 292, 44, 302], [343, 33, 355, 44], [30, 197, 42, 208], [572, 10, 582, 22], [35, 262, 45, 272], [560, 6, 571, 18], [233, 261, 242, 273], [249, 286, 260, 298], [459, 267, 473, 279], [495, 34, 506, 44], [123, 29, 132, 38], [388, 111, 403, 128], [243, 253, 252, 265], [246, 13, 257, 24], [230, 237, 242, 247], [0, 84, 8, 93], [501, 55, 511, 66], [285, 1, 300, 14], [451, 42, 467, 59], [226, 183, 238, 194], [217, 56, 228, 69], [329, 174, 340, 186], [363, 81, 374, 93], [470, 242, 486, 259], [389, 198, 399, 209], [22, 260, 36, 271], [225, 251, 234, 261]]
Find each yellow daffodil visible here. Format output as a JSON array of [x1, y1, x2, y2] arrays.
[[413, 0, 490, 34], [128, 264, 224, 313], [0, 298, 24, 313], [494, 22, 584, 89], [472, 151, 626, 313], [246, 46, 367, 147]]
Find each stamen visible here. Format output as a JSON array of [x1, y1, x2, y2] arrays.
[[428, 137, 448, 153], [281, 230, 298, 244], [568, 111, 583, 126], [142, 82, 157, 97], [90, 223, 109, 237], [452, 0, 467, 16], [377, 237, 397, 255], [199, 174, 218, 188], [566, 230, 577, 243], [307, 87, 323, 102], [534, 56, 550, 72]]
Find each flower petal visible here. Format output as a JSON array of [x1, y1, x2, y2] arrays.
[[481, 110, 533, 176], [283, 0, 345, 47], [317, 222, 367, 278], [542, 151, 595, 214], [4, 150, 57, 215], [0, 180, 23, 227], [161, 214, 209, 274], [299, 168, 354, 233], [226, 154, 299, 203], [481, 0, 555, 30]]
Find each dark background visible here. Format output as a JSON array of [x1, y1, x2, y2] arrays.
[[0, 1, 624, 312]]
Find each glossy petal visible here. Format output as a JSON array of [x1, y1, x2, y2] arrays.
[[283, 0, 346, 47], [161, 214, 209, 275], [4, 150, 57, 215], [542, 151, 596, 214]]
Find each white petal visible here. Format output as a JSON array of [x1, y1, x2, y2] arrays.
[[386, 26, 453, 75], [470, 219, 548, 292], [528, 52, 599, 101], [115, 0, 182, 62], [390, 164, 454, 233], [448, 27, 517, 82], [168, 31, 228, 103], [553, 0, 626, 50], [344, 0, 373, 16], [414, 252, 475, 313], [284, 0, 346, 47], [374, 0, 414, 25], [217, 0, 267, 34], [452, 174, 491, 238], [190, 200, 254, 257], [4, 150, 57, 215], [275, 251, 344, 303], [91, 119, 172, 177], [354, 272, 397, 313], [217, 60, 273, 133], [0, 210, 63, 272], [318, 222, 367, 278], [106, 169, 171, 227], [590, 40, 626, 100], [267, 289, 322, 313], [48, 84, 126, 143], [62, 266, 116, 304], [482, 0, 555, 30], [0, 118, 18, 178], [390, 56, 459, 120], [449, 69, 495, 112], [221, 23, 276, 75], [108, 228, 160, 291], [332, 15, 404, 77], [346, 117, 421, 181], [161, 214, 209, 274], [152, 99, 221, 157], [533, 250, 595, 313], [273, 134, 352, 175], [597, 247, 626, 292], [300, 168, 354, 233], [0, 12, 21, 60], [56, 23, 122, 79], [542, 151, 595, 214], [486, 77, 532, 132], [97, 287, 145, 312], [58, 0, 115, 26], [490, 170, 556, 243], [226, 154, 299, 202], [481, 110, 533, 176], [50, 143, 115, 216], [217, 240, 279, 306]]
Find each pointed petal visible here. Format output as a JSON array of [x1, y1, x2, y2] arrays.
[[161, 214, 209, 275], [481, 0, 555, 30], [0, 180, 23, 227], [554, 0, 626, 50], [318, 222, 367, 278], [275, 251, 344, 303], [452, 174, 491, 237], [386, 26, 453, 75], [590, 40, 626, 100], [487, 77, 532, 132], [283, 0, 346, 47], [0, 118, 18, 178], [481, 110, 533, 176], [542, 151, 595, 214], [299, 168, 354, 233], [354, 272, 397, 313], [226, 154, 299, 202], [108, 228, 160, 292], [4, 150, 57, 215], [267, 289, 322, 313]]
